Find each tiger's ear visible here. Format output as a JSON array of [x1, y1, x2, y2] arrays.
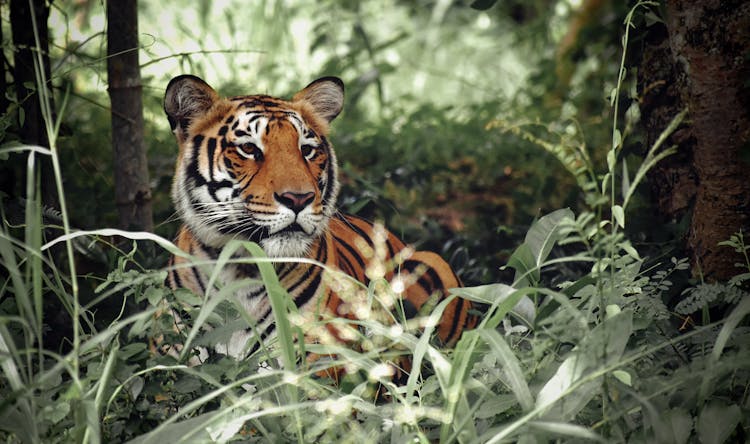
[[164, 75, 218, 136], [293, 77, 345, 123]]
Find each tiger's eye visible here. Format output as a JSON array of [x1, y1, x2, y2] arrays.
[[236, 143, 263, 161], [301, 144, 316, 160]]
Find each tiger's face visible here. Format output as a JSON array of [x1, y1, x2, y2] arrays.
[[164, 76, 345, 257]]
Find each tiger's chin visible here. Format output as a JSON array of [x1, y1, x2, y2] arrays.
[[260, 231, 315, 258]]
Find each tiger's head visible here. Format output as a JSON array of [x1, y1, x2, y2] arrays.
[[164, 75, 344, 257]]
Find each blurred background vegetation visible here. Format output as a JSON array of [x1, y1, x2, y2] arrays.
[[3, 0, 636, 286]]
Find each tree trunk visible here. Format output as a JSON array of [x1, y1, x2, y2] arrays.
[[640, 1, 750, 282], [106, 0, 153, 231], [1, 4, 8, 117], [638, 21, 697, 225], [662, 0, 750, 281], [10, 0, 57, 207]]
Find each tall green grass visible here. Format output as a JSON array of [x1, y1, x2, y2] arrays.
[[2, 1, 749, 443]]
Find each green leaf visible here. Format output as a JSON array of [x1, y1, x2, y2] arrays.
[[79, 399, 100, 444], [0, 407, 36, 443], [612, 370, 631, 386], [507, 208, 574, 287], [126, 411, 219, 444], [127, 377, 145, 401], [243, 242, 297, 372], [505, 243, 537, 287], [644, 10, 665, 26], [118, 342, 148, 360], [144, 286, 163, 306], [697, 402, 741, 444], [605, 304, 621, 319], [665, 408, 693, 444], [528, 421, 605, 442], [536, 310, 633, 420], [699, 297, 750, 401], [452, 285, 535, 330], [476, 329, 533, 411], [475, 395, 517, 419], [612, 205, 625, 228], [621, 240, 641, 260], [173, 376, 202, 394], [173, 288, 203, 306], [621, 159, 631, 201], [607, 150, 616, 172], [40, 401, 70, 425], [710, 296, 750, 362], [612, 129, 622, 150]]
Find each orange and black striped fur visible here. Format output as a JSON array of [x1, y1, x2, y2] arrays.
[[163, 75, 476, 361]]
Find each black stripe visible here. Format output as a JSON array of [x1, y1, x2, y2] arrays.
[[206, 137, 217, 181], [444, 297, 465, 345], [167, 256, 183, 289], [293, 269, 322, 309], [403, 259, 436, 295], [208, 179, 233, 201], [385, 236, 397, 260], [189, 135, 206, 185], [333, 234, 366, 270], [277, 263, 293, 280], [335, 247, 356, 276], [317, 238, 328, 264], [290, 241, 326, 306], [238, 170, 260, 195], [188, 243, 207, 294], [249, 321, 276, 355], [321, 142, 336, 205], [239, 98, 283, 108], [345, 216, 374, 248], [287, 267, 316, 294], [424, 267, 443, 293]]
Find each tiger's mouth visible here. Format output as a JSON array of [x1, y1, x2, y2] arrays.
[[260, 226, 316, 258], [276, 222, 308, 235]]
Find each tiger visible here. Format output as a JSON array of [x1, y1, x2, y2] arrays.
[[162, 74, 477, 374]]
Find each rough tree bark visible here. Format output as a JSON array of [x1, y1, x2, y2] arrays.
[[106, 0, 153, 231], [665, 0, 750, 281], [640, 1, 750, 281], [10, 0, 56, 207]]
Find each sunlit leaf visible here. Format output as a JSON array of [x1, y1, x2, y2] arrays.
[[527, 421, 605, 442], [612, 370, 631, 386], [612, 205, 625, 228]]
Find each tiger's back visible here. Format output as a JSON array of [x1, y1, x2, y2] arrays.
[[163, 74, 476, 360]]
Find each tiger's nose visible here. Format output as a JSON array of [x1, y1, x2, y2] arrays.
[[274, 191, 315, 214]]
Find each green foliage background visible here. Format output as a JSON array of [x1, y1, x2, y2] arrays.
[[20, 0, 624, 283]]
